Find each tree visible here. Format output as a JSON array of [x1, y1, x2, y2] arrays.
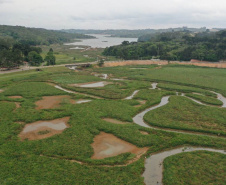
[[28, 51, 43, 66], [45, 48, 56, 65]]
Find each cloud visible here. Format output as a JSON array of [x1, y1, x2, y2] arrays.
[[0, 0, 226, 29]]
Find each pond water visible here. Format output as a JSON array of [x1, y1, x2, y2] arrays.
[[64, 34, 138, 48]]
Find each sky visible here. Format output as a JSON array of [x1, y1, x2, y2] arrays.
[[0, 0, 226, 30]]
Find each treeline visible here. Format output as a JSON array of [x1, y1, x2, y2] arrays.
[[0, 38, 56, 68], [103, 30, 226, 62], [60, 27, 207, 38], [0, 25, 94, 46]]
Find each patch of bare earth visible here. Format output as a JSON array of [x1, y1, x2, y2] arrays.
[[91, 132, 148, 159], [134, 100, 146, 107], [8, 96, 23, 99], [0, 89, 4, 93], [102, 118, 131, 125], [35, 95, 73, 110], [140, 131, 149, 135], [14, 102, 21, 110], [19, 117, 70, 140]]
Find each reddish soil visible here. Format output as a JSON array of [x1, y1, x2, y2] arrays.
[[91, 132, 148, 159], [103, 60, 168, 67], [8, 96, 23, 99], [35, 95, 74, 110], [102, 118, 130, 125], [19, 117, 70, 140], [103, 60, 226, 69]]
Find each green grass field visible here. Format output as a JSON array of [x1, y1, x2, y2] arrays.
[[163, 151, 226, 185], [0, 64, 225, 184]]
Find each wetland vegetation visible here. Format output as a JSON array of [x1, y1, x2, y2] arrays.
[[0, 63, 225, 184]]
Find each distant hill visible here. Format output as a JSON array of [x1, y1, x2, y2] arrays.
[[0, 25, 94, 46], [60, 27, 208, 38]]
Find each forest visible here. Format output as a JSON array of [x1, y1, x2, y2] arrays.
[[0, 25, 94, 68], [103, 30, 226, 62], [0, 25, 94, 46]]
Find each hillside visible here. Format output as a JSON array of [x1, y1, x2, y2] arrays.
[[0, 25, 94, 46]]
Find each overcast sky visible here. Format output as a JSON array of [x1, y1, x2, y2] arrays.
[[0, 0, 226, 29]]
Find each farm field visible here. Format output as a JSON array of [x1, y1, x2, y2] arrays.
[[0, 64, 225, 185]]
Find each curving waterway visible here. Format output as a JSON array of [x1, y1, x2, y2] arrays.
[[143, 147, 225, 185], [132, 83, 226, 185]]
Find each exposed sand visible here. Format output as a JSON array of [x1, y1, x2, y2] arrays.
[[91, 132, 148, 159], [19, 117, 70, 140], [8, 96, 23, 99], [102, 118, 131, 125], [35, 95, 74, 110]]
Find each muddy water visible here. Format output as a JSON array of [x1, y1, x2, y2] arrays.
[[55, 85, 76, 94], [150, 83, 158, 90], [132, 95, 226, 185], [125, 90, 139, 100], [133, 96, 170, 128], [79, 81, 108, 88], [22, 122, 68, 133], [143, 147, 226, 185], [211, 91, 226, 108]]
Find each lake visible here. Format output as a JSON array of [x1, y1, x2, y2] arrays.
[[64, 34, 138, 49]]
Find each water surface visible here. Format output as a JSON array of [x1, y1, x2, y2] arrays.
[[65, 34, 137, 48]]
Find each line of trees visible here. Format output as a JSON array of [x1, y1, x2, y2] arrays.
[[0, 38, 56, 69], [103, 30, 226, 62]]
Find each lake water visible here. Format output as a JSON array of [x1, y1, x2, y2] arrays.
[[64, 34, 138, 48]]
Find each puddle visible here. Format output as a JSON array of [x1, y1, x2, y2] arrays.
[[35, 95, 73, 109], [125, 90, 139, 100], [19, 117, 70, 140], [8, 96, 23, 99], [94, 74, 108, 79], [143, 147, 226, 185], [102, 118, 130, 125], [130, 68, 147, 70], [55, 85, 76, 94], [75, 99, 92, 104], [91, 132, 148, 159], [150, 83, 158, 90], [74, 81, 110, 88], [70, 47, 85, 50], [111, 78, 124, 81]]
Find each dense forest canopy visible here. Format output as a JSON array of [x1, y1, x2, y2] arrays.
[[0, 25, 94, 46], [103, 30, 226, 62]]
